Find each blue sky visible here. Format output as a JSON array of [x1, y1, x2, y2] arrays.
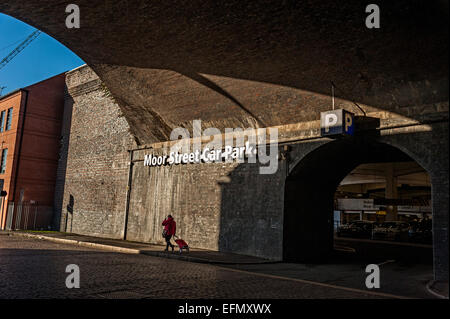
[[0, 13, 84, 96]]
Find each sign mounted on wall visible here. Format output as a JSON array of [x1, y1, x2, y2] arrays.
[[320, 109, 354, 137]]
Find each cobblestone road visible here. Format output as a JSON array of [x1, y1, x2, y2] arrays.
[[0, 234, 396, 299]]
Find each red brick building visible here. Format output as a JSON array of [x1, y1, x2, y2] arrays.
[[0, 73, 65, 230]]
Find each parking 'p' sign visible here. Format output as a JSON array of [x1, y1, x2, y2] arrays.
[[320, 109, 354, 137]]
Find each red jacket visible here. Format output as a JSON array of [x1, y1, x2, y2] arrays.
[[162, 217, 176, 236]]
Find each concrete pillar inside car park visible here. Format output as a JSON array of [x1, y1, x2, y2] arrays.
[[385, 163, 398, 221]]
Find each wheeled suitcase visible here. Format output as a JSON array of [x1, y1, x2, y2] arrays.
[[174, 236, 189, 253]]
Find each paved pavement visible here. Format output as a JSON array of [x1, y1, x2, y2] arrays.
[[4, 230, 271, 264], [217, 236, 437, 299], [222, 260, 434, 299], [0, 233, 404, 299]]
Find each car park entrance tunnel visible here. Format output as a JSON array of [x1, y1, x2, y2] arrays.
[[285, 138, 411, 261], [284, 134, 446, 281]]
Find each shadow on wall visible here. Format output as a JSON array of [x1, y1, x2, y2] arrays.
[[65, 194, 75, 232], [52, 94, 73, 231], [218, 151, 286, 260]]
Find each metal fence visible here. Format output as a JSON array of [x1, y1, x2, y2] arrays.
[[5, 201, 53, 231]]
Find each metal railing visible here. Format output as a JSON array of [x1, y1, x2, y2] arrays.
[[5, 201, 53, 231]]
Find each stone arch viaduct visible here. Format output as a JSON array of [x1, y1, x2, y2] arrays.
[[1, 1, 448, 281]]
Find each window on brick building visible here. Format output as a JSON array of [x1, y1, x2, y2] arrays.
[[0, 148, 7, 174], [0, 110, 5, 132], [6, 108, 13, 131]]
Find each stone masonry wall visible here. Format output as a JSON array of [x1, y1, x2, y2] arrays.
[[127, 150, 286, 260], [54, 65, 136, 238]]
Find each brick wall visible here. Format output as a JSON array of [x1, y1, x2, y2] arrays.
[[54, 66, 136, 237]]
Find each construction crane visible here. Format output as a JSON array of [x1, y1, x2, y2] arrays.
[[0, 30, 41, 71]]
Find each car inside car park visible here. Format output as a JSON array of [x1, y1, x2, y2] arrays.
[[336, 220, 376, 239], [337, 219, 431, 243]]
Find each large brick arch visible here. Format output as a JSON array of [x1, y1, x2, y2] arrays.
[[1, 1, 448, 144], [284, 126, 448, 281]]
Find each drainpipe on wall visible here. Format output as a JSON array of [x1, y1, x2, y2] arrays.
[[123, 149, 134, 240], [11, 89, 29, 204]]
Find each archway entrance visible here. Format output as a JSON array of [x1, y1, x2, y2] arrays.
[[283, 137, 432, 263], [335, 162, 431, 236]]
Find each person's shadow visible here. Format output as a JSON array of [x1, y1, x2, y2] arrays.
[[65, 194, 74, 232]]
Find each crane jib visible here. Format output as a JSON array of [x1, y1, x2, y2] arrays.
[[0, 30, 42, 71]]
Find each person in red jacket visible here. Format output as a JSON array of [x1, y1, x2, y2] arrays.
[[162, 215, 176, 251]]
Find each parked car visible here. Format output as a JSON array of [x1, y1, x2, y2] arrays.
[[408, 220, 432, 244], [372, 221, 410, 241], [337, 220, 376, 239]]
